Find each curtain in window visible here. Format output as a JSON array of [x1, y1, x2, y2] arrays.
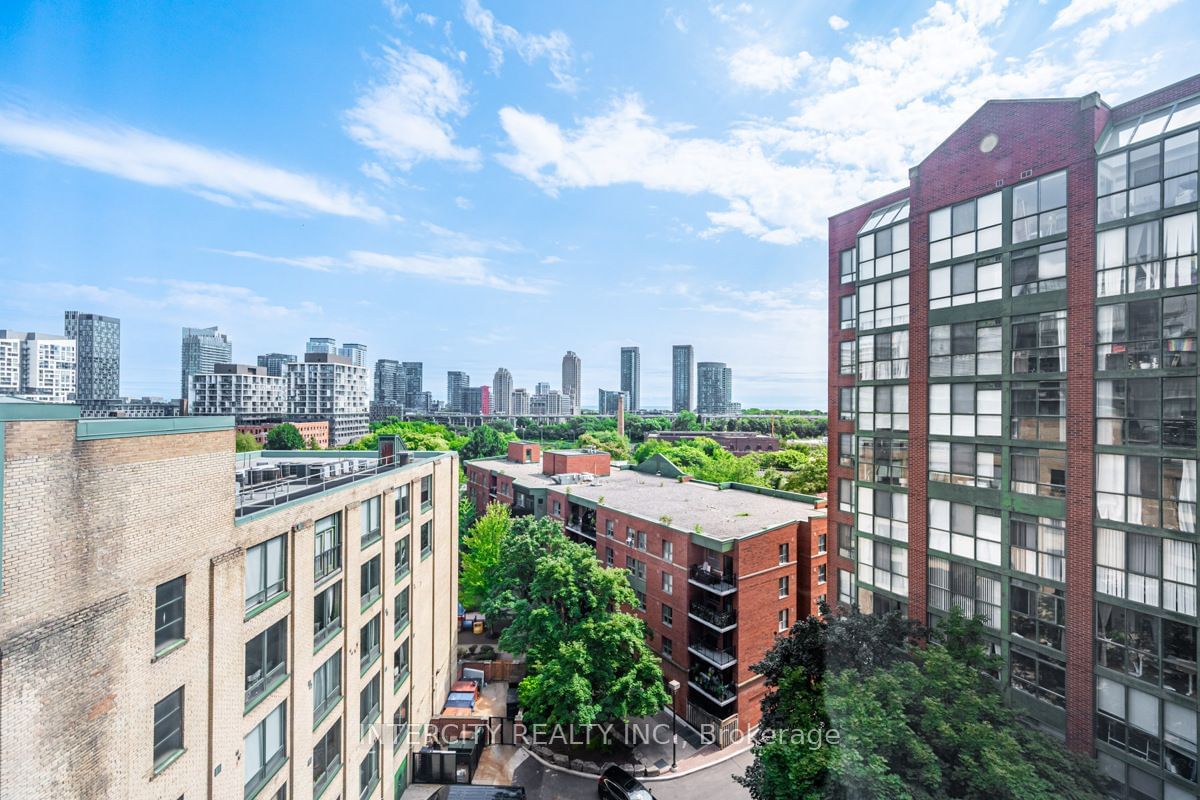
[[1097, 454, 1126, 520], [1128, 533, 1161, 607], [1097, 675, 1126, 717], [1097, 528, 1127, 598], [1163, 538, 1198, 615]]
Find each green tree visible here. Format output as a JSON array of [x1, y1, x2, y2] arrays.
[[235, 431, 262, 452], [266, 423, 305, 450], [483, 517, 669, 727], [577, 430, 632, 460], [461, 424, 514, 460], [671, 410, 701, 431], [458, 492, 477, 544], [460, 502, 511, 609]]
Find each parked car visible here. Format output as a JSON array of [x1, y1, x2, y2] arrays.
[[597, 764, 653, 800]]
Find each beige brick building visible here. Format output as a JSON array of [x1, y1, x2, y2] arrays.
[[0, 397, 458, 800]]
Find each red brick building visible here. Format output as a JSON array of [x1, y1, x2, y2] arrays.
[[646, 431, 781, 454], [237, 419, 332, 448], [828, 75, 1200, 798], [465, 444, 828, 744]]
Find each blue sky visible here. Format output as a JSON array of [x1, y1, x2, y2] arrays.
[[1, 0, 1197, 408]]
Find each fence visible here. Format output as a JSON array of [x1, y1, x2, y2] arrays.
[[462, 659, 526, 683], [412, 727, 486, 784]]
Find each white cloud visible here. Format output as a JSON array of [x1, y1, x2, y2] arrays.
[[664, 9, 688, 33], [828, 14, 849, 31], [497, 0, 1174, 245], [383, 0, 409, 23], [216, 248, 550, 294], [454, 195, 473, 209], [709, 3, 753, 23], [0, 106, 384, 221], [727, 44, 813, 92], [462, 0, 577, 91], [540, 255, 562, 264], [1050, 0, 1181, 53], [416, 11, 438, 26], [344, 44, 480, 169]]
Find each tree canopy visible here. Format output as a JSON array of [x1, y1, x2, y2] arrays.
[[235, 431, 262, 452], [576, 430, 632, 460], [265, 423, 305, 450], [460, 502, 510, 609], [460, 424, 515, 460], [483, 517, 669, 728]]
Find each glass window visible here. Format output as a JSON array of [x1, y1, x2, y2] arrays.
[[1097, 455, 1198, 532], [420, 521, 432, 557], [245, 618, 288, 707], [1011, 311, 1066, 374], [360, 496, 381, 546], [244, 702, 286, 797], [839, 294, 855, 330], [929, 382, 1001, 437], [360, 614, 381, 671], [313, 650, 342, 721], [360, 672, 381, 736], [1097, 529, 1198, 615], [857, 275, 909, 331], [1010, 646, 1066, 708], [155, 576, 186, 652], [928, 499, 1001, 565], [662, 605, 674, 627], [839, 248, 856, 283], [927, 556, 1000, 628], [858, 329, 909, 381], [856, 487, 908, 542], [394, 483, 410, 526], [1010, 448, 1066, 498], [393, 638, 410, 686], [153, 687, 185, 771], [1097, 605, 1199, 707], [1010, 579, 1065, 650], [313, 719, 342, 792], [314, 513, 342, 584], [1010, 515, 1065, 581], [1098, 129, 1200, 221], [838, 340, 855, 375], [929, 190, 1002, 263], [245, 535, 287, 612], [395, 536, 410, 579], [394, 586, 410, 633], [857, 221, 910, 281], [838, 478, 853, 513], [1012, 170, 1068, 244], [930, 256, 1002, 308], [838, 387, 855, 420], [930, 320, 1002, 377], [314, 581, 342, 649], [1010, 380, 1066, 441], [359, 740, 380, 800], [928, 441, 1001, 489], [838, 433, 854, 467], [857, 437, 909, 487], [837, 523, 854, 559], [1098, 377, 1197, 448], [858, 539, 909, 597], [857, 384, 908, 432], [1012, 242, 1067, 296], [1098, 295, 1197, 370], [420, 475, 432, 509], [360, 555, 381, 607]]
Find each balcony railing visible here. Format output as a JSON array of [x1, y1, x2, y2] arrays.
[[566, 522, 597, 541], [688, 602, 737, 631], [688, 642, 737, 669], [688, 669, 736, 706], [688, 564, 737, 595]]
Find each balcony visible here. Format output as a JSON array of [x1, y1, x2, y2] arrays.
[[688, 641, 737, 669], [565, 522, 597, 542], [688, 668, 736, 706], [688, 602, 737, 632], [689, 564, 737, 595]]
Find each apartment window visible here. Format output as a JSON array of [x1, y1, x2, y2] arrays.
[[1097, 455, 1198, 532], [245, 618, 288, 707], [313, 650, 342, 722], [314, 581, 342, 649], [1011, 381, 1066, 441], [313, 719, 342, 794], [838, 341, 856, 375], [1097, 674, 1198, 777], [360, 614, 381, 671], [419, 475, 432, 510], [857, 384, 908, 432], [360, 672, 381, 736], [838, 569, 854, 604], [838, 387, 855, 420], [359, 740, 380, 800], [661, 571, 673, 595], [929, 320, 1002, 377], [928, 499, 1001, 565], [360, 496, 381, 547], [634, 590, 647, 612], [779, 576, 790, 598], [1010, 514, 1066, 581], [314, 513, 342, 584], [244, 702, 286, 798], [1097, 295, 1197, 371], [1097, 377, 1197, 447], [857, 329, 909, 381], [1011, 448, 1067, 498], [153, 688, 185, 772], [817, 564, 827, 585], [393, 697, 409, 753], [662, 539, 673, 563], [1010, 580, 1065, 651], [394, 536, 410, 580], [858, 540, 908, 596], [155, 576, 186, 653], [605, 519, 615, 538], [662, 605, 673, 627], [839, 247, 856, 283], [778, 609, 790, 631], [625, 556, 646, 580], [929, 441, 1001, 489], [784, 541, 796, 561], [1097, 212, 1199, 297], [927, 557, 1000, 628], [394, 587, 410, 633], [1012, 170, 1067, 244], [1010, 646, 1066, 709], [605, 546, 614, 567], [857, 436, 909, 487], [929, 255, 1002, 308], [1011, 310, 1067, 374], [394, 483, 410, 526], [552, 499, 562, 516], [929, 382, 1001, 437], [857, 205, 910, 280], [856, 487, 908, 542], [420, 521, 432, 558], [1098, 128, 1199, 219], [1097, 528, 1197, 613], [393, 639, 410, 688], [857, 275, 909, 331], [838, 478, 853, 513], [837, 523, 853, 559], [839, 294, 855, 330], [662, 636, 673, 659], [1098, 604, 1198, 701], [245, 535, 287, 612], [635, 531, 647, 551], [929, 190, 1002, 263], [360, 556, 381, 609]]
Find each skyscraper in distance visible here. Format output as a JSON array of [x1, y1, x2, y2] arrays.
[[338, 342, 367, 367], [620, 346, 640, 412], [256, 352, 296, 377], [492, 367, 513, 416], [672, 344, 694, 412], [561, 351, 581, 415], [697, 361, 731, 415], [180, 326, 232, 401], [402, 362, 423, 406], [374, 359, 402, 403], [305, 337, 337, 355], [64, 311, 120, 402], [446, 371, 469, 411]]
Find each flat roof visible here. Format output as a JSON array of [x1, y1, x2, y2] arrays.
[[469, 457, 822, 541]]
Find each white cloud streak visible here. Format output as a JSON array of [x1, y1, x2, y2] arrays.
[[0, 106, 384, 221], [462, 0, 577, 91], [828, 15, 849, 31], [727, 44, 813, 92]]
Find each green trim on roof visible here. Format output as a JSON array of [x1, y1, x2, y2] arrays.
[[0, 399, 81, 421], [76, 416, 233, 440]]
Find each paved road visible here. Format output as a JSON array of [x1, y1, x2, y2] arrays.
[[510, 749, 753, 800]]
